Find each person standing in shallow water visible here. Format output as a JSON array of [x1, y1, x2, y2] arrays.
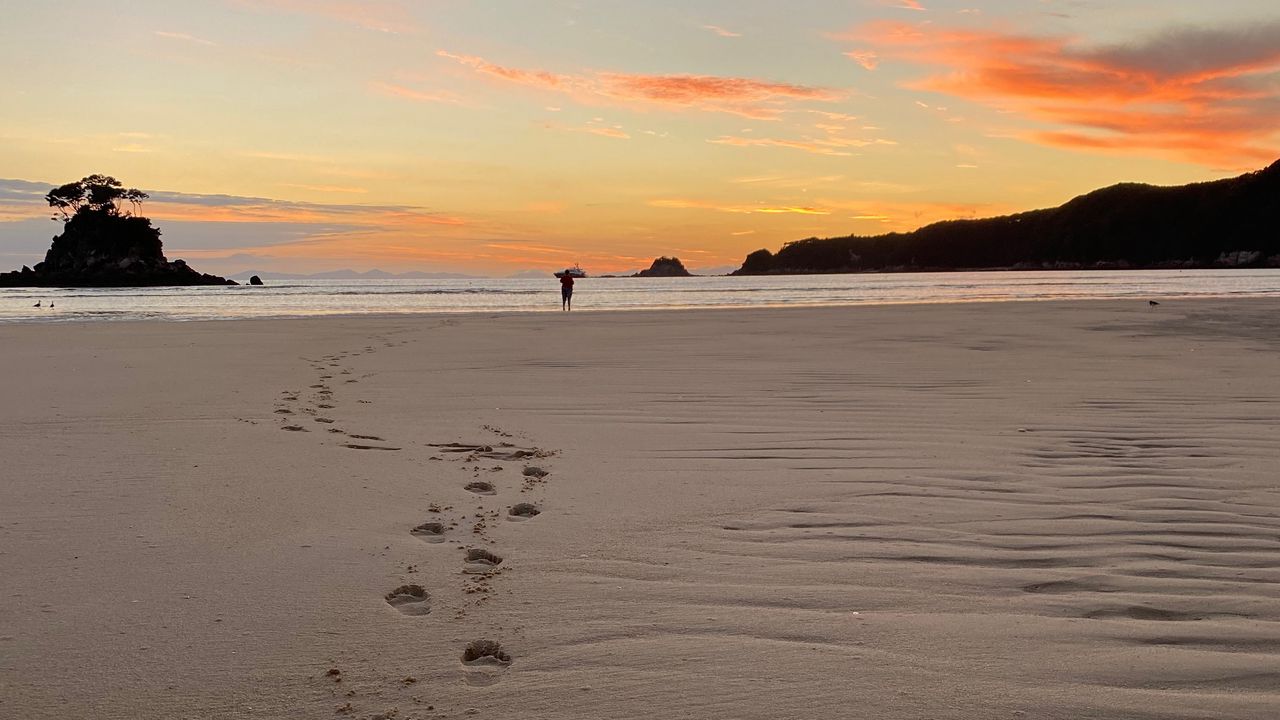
[[560, 272, 574, 311]]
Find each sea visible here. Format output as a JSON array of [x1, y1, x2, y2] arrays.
[[2, 269, 1279, 323]]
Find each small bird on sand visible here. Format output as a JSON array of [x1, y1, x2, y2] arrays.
[[1148, 300, 1160, 306], [49, 302, 55, 308], [33, 301, 41, 308]]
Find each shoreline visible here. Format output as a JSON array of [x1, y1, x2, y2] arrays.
[[2, 290, 1280, 327], [3, 298, 1278, 719]]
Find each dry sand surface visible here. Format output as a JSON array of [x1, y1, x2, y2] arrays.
[[1, 299, 1279, 719]]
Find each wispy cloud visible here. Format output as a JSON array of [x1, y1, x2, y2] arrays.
[[0, 179, 464, 230], [850, 20, 1280, 166], [844, 50, 879, 70], [702, 24, 742, 38], [650, 199, 830, 215], [371, 81, 467, 105], [581, 126, 630, 140], [154, 31, 217, 46], [437, 51, 571, 91], [543, 122, 631, 140], [437, 50, 840, 119], [877, 0, 927, 10], [710, 128, 895, 156], [710, 136, 855, 156]]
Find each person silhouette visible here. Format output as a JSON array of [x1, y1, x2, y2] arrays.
[[560, 272, 574, 311]]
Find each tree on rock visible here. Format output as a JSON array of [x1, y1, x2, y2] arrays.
[[0, 173, 233, 287], [46, 174, 150, 221]]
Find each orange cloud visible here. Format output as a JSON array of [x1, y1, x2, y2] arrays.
[[436, 51, 572, 91], [851, 20, 1280, 166], [436, 50, 840, 119]]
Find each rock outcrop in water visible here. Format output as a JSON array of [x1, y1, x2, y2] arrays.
[[634, 257, 692, 277], [734, 158, 1280, 275], [0, 175, 235, 287]]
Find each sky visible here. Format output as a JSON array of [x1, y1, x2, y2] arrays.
[[2, 0, 1278, 276]]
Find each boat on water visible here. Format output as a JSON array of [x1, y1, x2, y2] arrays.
[[553, 265, 587, 279]]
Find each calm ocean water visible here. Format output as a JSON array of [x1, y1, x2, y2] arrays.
[[2, 269, 1278, 323]]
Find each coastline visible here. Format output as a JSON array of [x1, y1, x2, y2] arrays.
[[2, 299, 1278, 719], [3, 268, 1280, 324]]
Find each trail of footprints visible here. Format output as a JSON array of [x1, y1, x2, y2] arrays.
[[395, 431, 557, 691], [274, 341, 401, 449], [273, 336, 560, 710]]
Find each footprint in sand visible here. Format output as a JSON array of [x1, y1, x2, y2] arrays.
[[385, 585, 431, 615], [522, 466, 549, 478], [507, 503, 541, 521], [463, 548, 503, 573], [309, 384, 327, 389], [281, 425, 309, 432], [348, 434, 384, 441], [411, 522, 447, 543], [461, 640, 512, 686], [464, 481, 496, 495], [274, 409, 294, 415], [317, 404, 335, 410], [315, 417, 336, 424], [343, 443, 402, 451]]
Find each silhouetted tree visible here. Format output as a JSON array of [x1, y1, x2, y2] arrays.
[[46, 174, 148, 221]]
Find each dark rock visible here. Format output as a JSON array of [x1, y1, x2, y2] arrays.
[[634, 256, 692, 277], [0, 205, 235, 287], [249, 275, 264, 286]]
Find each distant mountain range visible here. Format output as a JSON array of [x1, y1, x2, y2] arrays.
[[735, 159, 1280, 275], [232, 265, 739, 281], [230, 269, 482, 281]]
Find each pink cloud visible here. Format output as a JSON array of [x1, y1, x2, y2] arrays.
[[702, 25, 742, 38], [850, 20, 1280, 166], [436, 50, 840, 119], [878, 0, 927, 10], [844, 50, 879, 70]]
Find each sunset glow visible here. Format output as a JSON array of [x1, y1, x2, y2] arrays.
[[2, 0, 1276, 275]]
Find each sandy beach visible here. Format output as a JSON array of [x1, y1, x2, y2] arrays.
[[1, 299, 1278, 719]]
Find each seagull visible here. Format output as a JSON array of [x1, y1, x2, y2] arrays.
[[1148, 300, 1160, 306], [33, 301, 41, 308]]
